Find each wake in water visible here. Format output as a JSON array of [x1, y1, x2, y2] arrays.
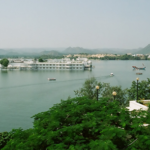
[[0, 75, 114, 90]]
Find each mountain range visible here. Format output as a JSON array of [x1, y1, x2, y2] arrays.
[[0, 44, 150, 56]]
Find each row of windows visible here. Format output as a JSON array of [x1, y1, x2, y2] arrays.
[[36, 64, 83, 66], [38, 67, 83, 69]]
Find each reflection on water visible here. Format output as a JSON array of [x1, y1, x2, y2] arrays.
[[0, 60, 150, 132]]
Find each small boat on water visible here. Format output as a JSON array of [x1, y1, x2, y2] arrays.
[[132, 66, 146, 70], [136, 73, 142, 75], [110, 73, 114, 76], [48, 78, 56, 81], [132, 64, 146, 70]]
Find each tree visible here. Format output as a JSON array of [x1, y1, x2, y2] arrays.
[[102, 83, 128, 106], [128, 78, 150, 100], [2, 97, 150, 150], [74, 77, 127, 105], [74, 77, 103, 100], [38, 58, 44, 62], [0, 58, 9, 67], [0, 132, 13, 149]]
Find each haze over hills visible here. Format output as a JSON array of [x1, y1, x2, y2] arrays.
[[63, 47, 142, 54], [137, 44, 150, 54], [0, 44, 150, 56], [40, 50, 62, 56]]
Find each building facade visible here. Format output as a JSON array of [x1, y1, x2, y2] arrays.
[[7, 58, 92, 71]]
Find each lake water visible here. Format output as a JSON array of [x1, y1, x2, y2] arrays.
[[0, 60, 149, 132]]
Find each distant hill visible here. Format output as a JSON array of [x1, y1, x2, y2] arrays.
[[0, 49, 7, 55], [0, 45, 149, 56], [137, 44, 150, 54], [40, 50, 62, 56], [63, 47, 140, 54], [63, 47, 94, 54]]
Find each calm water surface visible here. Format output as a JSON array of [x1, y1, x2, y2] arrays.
[[0, 60, 149, 132]]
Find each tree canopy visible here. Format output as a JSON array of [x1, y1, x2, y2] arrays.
[[38, 58, 44, 62], [2, 97, 150, 150], [128, 78, 150, 100], [0, 58, 9, 67], [74, 77, 103, 100], [74, 77, 127, 106], [102, 83, 128, 106]]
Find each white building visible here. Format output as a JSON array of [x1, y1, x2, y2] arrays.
[[126, 101, 149, 111], [7, 58, 92, 71]]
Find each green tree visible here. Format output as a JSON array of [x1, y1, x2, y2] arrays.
[[2, 97, 150, 150], [74, 77, 127, 105], [38, 58, 44, 62], [102, 83, 128, 106], [74, 77, 103, 100], [0, 58, 9, 67], [0, 132, 13, 149], [128, 78, 150, 100]]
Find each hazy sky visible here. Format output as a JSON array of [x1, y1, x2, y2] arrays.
[[0, 0, 150, 49]]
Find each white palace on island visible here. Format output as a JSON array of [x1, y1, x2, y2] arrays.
[[6, 58, 92, 71]]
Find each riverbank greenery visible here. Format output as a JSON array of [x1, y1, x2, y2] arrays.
[[89, 54, 149, 60], [100, 54, 141, 60]]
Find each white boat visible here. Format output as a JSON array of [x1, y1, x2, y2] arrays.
[[110, 73, 114, 76], [48, 78, 56, 81]]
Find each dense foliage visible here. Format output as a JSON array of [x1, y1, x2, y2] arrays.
[[2, 97, 150, 150], [2, 78, 150, 149], [0, 132, 12, 149], [38, 58, 44, 62], [0, 58, 9, 67], [100, 54, 141, 60], [102, 83, 128, 106], [74, 77, 127, 106], [74, 77, 103, 100], [128, 78, 150, 100]]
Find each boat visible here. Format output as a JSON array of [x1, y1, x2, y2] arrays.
[[110, 73, 114, 76], [136, 73, 142, 75], [48, 78, 56, 81], [132, 66, 146, 70], [132, 64, 146, 70]]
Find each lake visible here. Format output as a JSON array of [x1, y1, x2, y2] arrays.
[[0, 60, 149, 132]]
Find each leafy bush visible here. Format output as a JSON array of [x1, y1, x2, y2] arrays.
[[2, 97, 150, 150], [0, 132, 13, 149], [74, 77, 103, 100], [38, 58, 44, 62], [128, 78, 150, 100], [74, 77, 127, 106]]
